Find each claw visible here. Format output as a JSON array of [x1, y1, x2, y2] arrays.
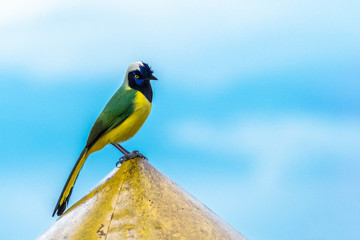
[[116, 156, 128, 167], [116, 151, 147, 166]]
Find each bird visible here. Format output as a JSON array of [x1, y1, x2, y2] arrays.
[[52, 61, 157, 217]]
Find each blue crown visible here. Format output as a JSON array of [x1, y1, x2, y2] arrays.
[[139, 62, 154, 77]]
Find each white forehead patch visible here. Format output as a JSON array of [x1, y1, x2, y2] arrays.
[[126, 62, 144, 73]]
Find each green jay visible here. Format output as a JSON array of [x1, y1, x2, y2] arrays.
[[52, 62, 157, 216]]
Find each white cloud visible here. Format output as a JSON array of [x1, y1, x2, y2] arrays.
[[0, 0, 67, 26], [0, 0, 359, 86], [172, 114, 360, 189]]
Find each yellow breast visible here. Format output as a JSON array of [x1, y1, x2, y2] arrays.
[[90, 91, 151, 153]]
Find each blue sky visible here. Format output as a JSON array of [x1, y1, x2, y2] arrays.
[[0, 0, 359, 239]]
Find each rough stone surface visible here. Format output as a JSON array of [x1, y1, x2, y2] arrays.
[[38, 158, 246, 240]]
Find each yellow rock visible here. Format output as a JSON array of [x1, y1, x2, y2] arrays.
[[38, 158, 246, 240]]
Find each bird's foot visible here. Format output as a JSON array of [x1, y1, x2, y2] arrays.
[[116, 151, 147, 166]]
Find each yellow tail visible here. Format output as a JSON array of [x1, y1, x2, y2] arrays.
[[52, 147, 89, 216]]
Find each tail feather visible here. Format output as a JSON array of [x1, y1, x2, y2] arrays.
[[52, 147, 89, 217]]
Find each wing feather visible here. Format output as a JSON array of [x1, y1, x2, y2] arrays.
[[85, 87, 136, 148]]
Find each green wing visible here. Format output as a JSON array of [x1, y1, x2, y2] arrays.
[[85, 86, 136, 148]]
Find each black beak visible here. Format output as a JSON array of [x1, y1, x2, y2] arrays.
[[148, 75, 158, 80]]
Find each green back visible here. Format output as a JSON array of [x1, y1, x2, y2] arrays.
[[86, 86, 137, 148]]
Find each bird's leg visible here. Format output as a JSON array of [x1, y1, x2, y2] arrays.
[[111, 143, 147, 166], [111, 143, 130, 155]]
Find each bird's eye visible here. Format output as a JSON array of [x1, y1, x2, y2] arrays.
[[134, 75, 139, 79]]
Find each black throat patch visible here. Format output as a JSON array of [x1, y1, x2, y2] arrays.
[[128, 72, 153, 102]]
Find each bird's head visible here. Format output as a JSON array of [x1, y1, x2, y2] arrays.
[[123, 62, 157, 89]]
